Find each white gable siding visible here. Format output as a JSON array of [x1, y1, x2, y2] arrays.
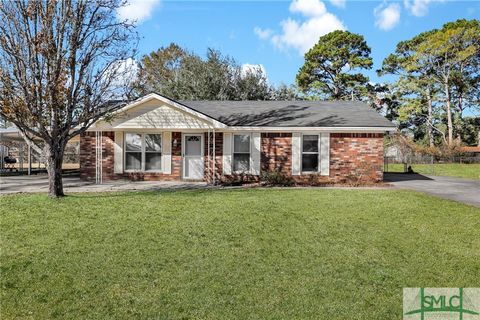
[[117, 104, 211, 129], [97, 100, 213, 130]]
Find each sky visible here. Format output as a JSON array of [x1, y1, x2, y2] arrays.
[[118, 0, 480, 87]]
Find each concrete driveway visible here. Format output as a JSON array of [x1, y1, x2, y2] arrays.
[[0, 174, 207, 194], [384, 173, 480, 207]]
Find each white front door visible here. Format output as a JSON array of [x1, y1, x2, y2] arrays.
[[183, 134, 204, 180]]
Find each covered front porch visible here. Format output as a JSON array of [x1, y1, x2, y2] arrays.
[[82, 94, 229, 184], [82, 129, 223, 184]]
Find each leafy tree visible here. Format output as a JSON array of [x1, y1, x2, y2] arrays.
[[136, 44, 272, 100], [378, 31, 442, 146], [296, 30, 373, 100], [270, 84, 302, 100], [0, 0, 136, 197], [415, 19, 480, 145], [136, 43, 189, 99], [459, 117, 480, 146], [445, 20, 480, 126], [452, 109, 480, 147], [364, 83, 400, 123], [235, 65, 272, 100], [379, 19, 480, 147]]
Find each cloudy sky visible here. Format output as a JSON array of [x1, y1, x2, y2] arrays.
[[118, 0, 480, 86]]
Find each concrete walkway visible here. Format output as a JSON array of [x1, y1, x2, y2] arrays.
[[384, 173, 480, 207], [0, 174, 207, 194]]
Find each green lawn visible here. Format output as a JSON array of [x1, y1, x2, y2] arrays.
[[1, 189, 479, 319], [385, 163, 480, 179]]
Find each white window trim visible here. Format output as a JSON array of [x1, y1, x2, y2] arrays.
[[144, 133, 163, 172], [124, 132, 163, 173], [301, 133, 320, 174], [232, 133, 252, 174], [124, 132, 143, 172]]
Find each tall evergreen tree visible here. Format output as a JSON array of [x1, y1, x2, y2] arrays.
[[296, 30, 373, 100], [379, 19, 480, 146], [379, 31, 441, 146]]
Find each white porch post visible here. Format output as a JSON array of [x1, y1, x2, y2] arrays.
[[95, 131, 103, 184]]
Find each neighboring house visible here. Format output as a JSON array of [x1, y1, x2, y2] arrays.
[[80, 93, 396, 184], [460, 146, 480, 155]]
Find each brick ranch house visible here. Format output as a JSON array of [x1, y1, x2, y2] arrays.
[[80, 93, 396, 184]]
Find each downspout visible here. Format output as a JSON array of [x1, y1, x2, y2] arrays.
[[95, 130, 103, 184]]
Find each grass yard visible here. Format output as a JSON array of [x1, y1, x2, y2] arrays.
[[385, 163, 480, 179], [1, 189, 479, 319]]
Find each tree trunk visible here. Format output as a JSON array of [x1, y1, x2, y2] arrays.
[[444, 81, 453, 146], [45, 142, 66, 197], [333, 82, 340, 100], [426, 88, 434, 147]]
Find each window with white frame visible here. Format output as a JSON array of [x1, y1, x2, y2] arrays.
[[233, 134, 250, 172], [125, 133, 142, 171], [302, 135, 319, 172], [145, 134, 162, 171], [125, 133, 162, 171]]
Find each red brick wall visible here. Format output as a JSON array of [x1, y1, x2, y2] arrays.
[[80, 131, 384, 184], [79, 131, 114, 181], [261, 133, 292, 175], [80, 131, 183, 181], [204, 132, 223, 183], [329, 133, 384, 183], [171, 131, 183, 179], [79, 132, 95, 180], [259, 132, 383, 184]]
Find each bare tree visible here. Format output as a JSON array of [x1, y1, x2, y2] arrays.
[[0, 0, 137, 197]]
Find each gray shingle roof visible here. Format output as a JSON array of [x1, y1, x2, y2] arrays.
[[179, 100, 395, 128]]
